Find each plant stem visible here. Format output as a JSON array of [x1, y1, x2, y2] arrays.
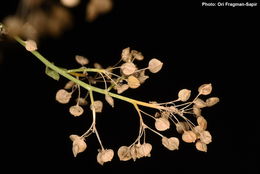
[[14, 36, 162, 110]]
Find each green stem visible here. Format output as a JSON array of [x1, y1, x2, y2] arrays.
[[14, 36, 162, 110]]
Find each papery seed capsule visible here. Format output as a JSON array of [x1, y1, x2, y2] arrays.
[[121, 62, 136, 76], [90, 100, 103, 113], [72, 138, 87, 157], [61, 0, 80, 8], [105, 94, 114, 107], [97, 149, 114, 165], [182, 131, 197, 143], [127, 76, 140, 89], [121, 47, 131, 62], [178, 89, 191, 102], [197, 116, 207, 130], [131, 50, 144, 61], [138, 143, 152, 157], [176, 122, 189, 134], [64, 81, 75, 89], [193, 106, 202, 117], [199, 131, 212, 144], [194, 98, 207, 108], [155, 118, 170, 131], [115, 84, 129, 94], [25, 40, 37, 51], [69, 105, 84, 116], [76, 97, 88, 106], [56, 89, 72, 104], [117, 146, 131, 161], [162, 137, 179, 151], [195, 140, 207, 152], [148, 58, 163, 73], [75, 55, 89, 65], [206, 97, 220, 107], [198, 83, 212, 95]]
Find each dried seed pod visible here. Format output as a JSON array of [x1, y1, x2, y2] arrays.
[[198, 83, 212, 95], [206, 97, 220, 107], [90, 100, 103, 113], [64, 81, 75, 89], [55, 89, 72, 104], [131, 50, 144, 61], [130, 145, 138, 161], [61, 0, 80, 8], [121, 47, 131, 62], [94, 62, 102, 69], [176, 122, 189, 134], [105, 94, 114, 107], [162, 137, 179, 151], [138, 143, 152, 157], [148, 58, 163, 73], [199, 131, 212, 144], [69, 105, 84, 116], [117, 146, 131, 161], [75, 55, 89, 65], [178, 89, 191, 102], [182, 131, 197, 143], [71, 138, 87, 157], [120, 62, 137, 76], [194, 98, 207, 108], [161, 111, 170, 118], [193, 106, 202, 117], [137, 70, 149, 84], [197, 116, 207, 130], [69, 134, 80, 141], [25, 40, 37, 51], [97, 149, 114, 165], [127, 76, 140, 89], [115, 84, 129, 94], [76, 97, 88, 106], [195, 140, 207, 152], [155, 118, 170, 131], [193, 126, 203, 135]]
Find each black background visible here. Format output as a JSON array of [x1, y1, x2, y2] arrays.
[[0, 0, 258, 173]]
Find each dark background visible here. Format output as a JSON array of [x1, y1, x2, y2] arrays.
[[0, 0, 258, 173]]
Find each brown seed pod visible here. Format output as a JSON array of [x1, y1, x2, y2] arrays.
[[25, 40, 38, 51], [105, 94, 114, 107], [178, 89, 191, 102], [176, 122, 189, 134], [131, 50, 144, 61], [76, 97, 88, 106], [120, 62, 137, 76], [182, 131, 197, 143], [75, 55, 89, 65], [155, 118, 170, 131], [115, 84, 129, 94], [117, 146, 131, 161], [162, 137, 179, 151], [61, 0, 80, 8], [71, 138, 87, 157], [206, 97, 220, 107], [97, 149, 114, 165], [198, 83, 212, 95], [64, 81, 75, 89], [193, 98, 207, 108], [90, 100, 103, 113], [138, 143, 152, 157], [197, 116, 207, 130], [148, 58, 163, 73], [127, 76, 140, 89], [55, 89, 72, 104], [193, 106, 202, 117], [195, 140, 207, 152], [69, 105, 84, 117], [121, 47, 131, 62], [199, 131, 212, 144]]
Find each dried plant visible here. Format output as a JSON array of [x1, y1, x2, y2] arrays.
[[0, 0, 219, 166]]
